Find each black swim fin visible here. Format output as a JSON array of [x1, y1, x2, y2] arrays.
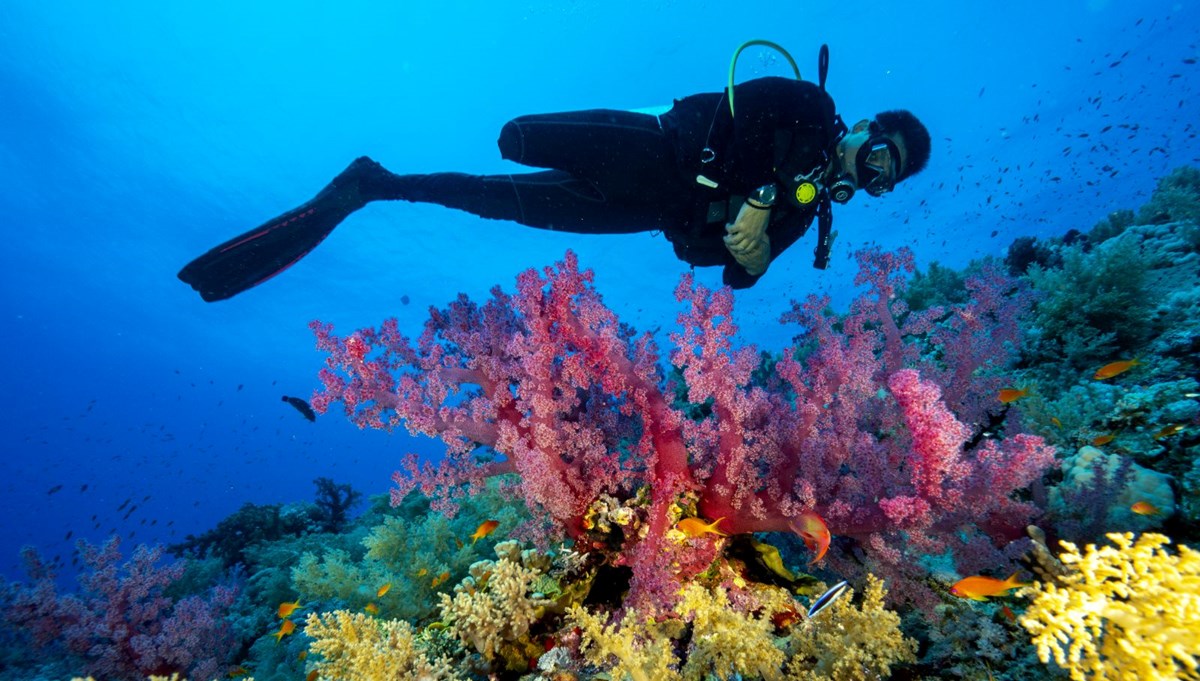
[[178, 157, 385, 302]]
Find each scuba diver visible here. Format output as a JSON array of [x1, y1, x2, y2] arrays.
[[179, 44, 931, 301]]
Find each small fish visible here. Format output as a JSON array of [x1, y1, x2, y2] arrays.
[[950, 573, 1029, 601], [227, 666, 251, 678], [1051, 417, 1063, 428], [1093, 359, 1141, 380], [415, 568, 428, 578], [277, 599, 302, 618], [376, 583, 391, 598], [676, 517, 727, 538], [431, 571, 451, 588], [789, 510, 830, 564], [1152, 423, 1184, 440], [47, 484, 63, 495], [298, 650, 307, 661], [999, 605, 1017, 624], [364, 602, 379, 615], [282, 395, 316, 422], [1091, 434, 1116, 446], [273, 618, 296, 642], [470, 519, 501, 545], [806, 580, 850, 618], [1131, 501, 1161, 516], [306, 670, 319, 681], [998, 387, 1030, 404]]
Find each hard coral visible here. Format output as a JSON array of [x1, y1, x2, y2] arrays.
[[1020, 532, 1200, 680]]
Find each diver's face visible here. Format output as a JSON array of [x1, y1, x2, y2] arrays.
[[839, 121, 907, 196]]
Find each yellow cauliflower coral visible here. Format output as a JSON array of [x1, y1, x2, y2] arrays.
[[304, 610, 462, 680], [437, 541, 554, 668], [1020, 532, 1200, 681], [785, 575, 917, 681], [676, 583, 786, 681], [567, 604, 682, 681]]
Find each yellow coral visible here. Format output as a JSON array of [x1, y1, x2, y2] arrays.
[[1019, 532, 1200, 681], [785, 575, 917, 681], [566, 603, 682, 681], [304, 610, 462, 680], [676, 583, 786, 681], [437, 543, 552, 666]]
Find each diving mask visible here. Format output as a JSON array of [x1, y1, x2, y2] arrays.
[[854, 126, 901, 197]]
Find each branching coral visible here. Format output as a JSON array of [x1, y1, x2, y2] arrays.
[[437, 540, 555, 669], [785, 575, 917, 681], [304, 610, 462, 680], [675, 583, 785, 681], [567, 604, 682, 681], [1020, 532, 1200, 680]]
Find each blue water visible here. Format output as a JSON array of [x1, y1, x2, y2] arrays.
[[1, 0, 1197, 585]]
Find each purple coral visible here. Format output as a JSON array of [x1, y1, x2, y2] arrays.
[[4, 536, 237, 680]]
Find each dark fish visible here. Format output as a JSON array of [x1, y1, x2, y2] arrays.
[[80, 484, 88, 492], [282, 396, 317, 422], [47, 484, 63, 495], [807, 580, 851, 619]]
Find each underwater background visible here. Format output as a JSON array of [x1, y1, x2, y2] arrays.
[[2, 1, 1199, 679]]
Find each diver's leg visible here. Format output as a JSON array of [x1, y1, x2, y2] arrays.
[[364, 169, 678, 234], [495, 110, 675, 197]]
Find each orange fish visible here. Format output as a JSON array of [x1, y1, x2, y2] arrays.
[[415, 568, 428, 578], [273, 618, 296, 642], [431, 571, 451, 588], [1131, 501, 1161, 516], [998, 387, 1029, 404], [1091, 434, 1116, 446], [364, 602, 380, 615], [999, 605, 1017, 624], [471, 519, 501, 545], [789, 510, 830, 564], [277, 599, 302, 618], [306, 670, 319, 681], [949, 573, 1029, 601], [227, 666, 250, 678], [298, 651, 307, 661], [1093, 359, 1141, 380], [1051, 417, 1063, 428], [376, 583, 391, 598], [1152, 423, 1184, 440], [676, 517, 727, 538]]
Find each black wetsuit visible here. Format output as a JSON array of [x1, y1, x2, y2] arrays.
[[365, 76, 840, 288]]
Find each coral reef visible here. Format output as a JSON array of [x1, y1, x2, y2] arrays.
[[1020, 532, 1199, 680]]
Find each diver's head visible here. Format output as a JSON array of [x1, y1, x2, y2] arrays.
[[833, 110, 931, 199]]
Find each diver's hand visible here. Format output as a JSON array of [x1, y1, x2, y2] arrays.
[[724, 202, 771, 276]]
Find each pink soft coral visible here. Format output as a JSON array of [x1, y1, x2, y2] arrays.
[[312, 249, 1053, 609]]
